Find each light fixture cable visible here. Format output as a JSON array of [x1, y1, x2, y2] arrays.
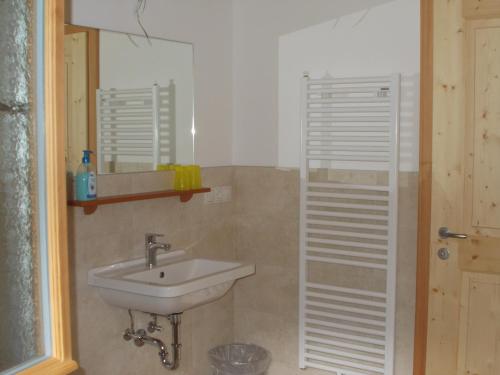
[[135, 0, 152, 45]]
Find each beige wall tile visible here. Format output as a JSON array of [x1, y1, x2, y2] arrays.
[[69, 166, 417, 375], [232, 167, 418, 375], [68, 167, 235, 375]]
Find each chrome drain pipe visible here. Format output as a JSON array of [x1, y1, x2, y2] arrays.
[[124, 311, 182, 370]]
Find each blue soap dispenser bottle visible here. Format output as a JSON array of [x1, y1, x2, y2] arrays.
[[75, 150, 97, 201]]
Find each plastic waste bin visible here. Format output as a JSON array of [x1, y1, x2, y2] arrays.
[[209, 343, 271, 375]]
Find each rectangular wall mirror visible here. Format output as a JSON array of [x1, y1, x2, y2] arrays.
[[64, 26, 195, 175]]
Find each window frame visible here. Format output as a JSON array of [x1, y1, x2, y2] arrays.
[[17, 0, 78, 373]]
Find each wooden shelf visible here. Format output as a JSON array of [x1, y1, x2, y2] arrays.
[[68, 187, 211, 215]]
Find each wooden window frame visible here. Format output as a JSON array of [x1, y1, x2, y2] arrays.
[[18, 0, 78, 373]]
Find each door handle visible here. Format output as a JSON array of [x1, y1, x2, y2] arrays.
[[438, 227, 468, 239]]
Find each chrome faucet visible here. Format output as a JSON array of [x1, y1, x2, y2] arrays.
[[145, 233, 171, 269]]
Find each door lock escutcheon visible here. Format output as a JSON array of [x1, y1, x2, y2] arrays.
[[437, 248, 450, 260]]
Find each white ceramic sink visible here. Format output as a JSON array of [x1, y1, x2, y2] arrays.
[[88, 250, 255, 315]]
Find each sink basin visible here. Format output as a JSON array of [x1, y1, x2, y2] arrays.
[[88, 250, 255, 315]]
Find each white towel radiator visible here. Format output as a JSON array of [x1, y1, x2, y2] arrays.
[[97, 81, 176, 173], [299, 74, 400, 375]]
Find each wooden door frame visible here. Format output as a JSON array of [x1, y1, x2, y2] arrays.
[[413, 0, 433, 374]]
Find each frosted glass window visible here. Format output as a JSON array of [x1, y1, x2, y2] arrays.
[[0, 0, 50, 372]]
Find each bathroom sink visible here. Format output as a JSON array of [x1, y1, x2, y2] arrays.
[[88, 250, 255, 315]]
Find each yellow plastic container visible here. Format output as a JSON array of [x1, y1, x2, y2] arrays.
[[189, 165, 202, 189], [157, 164, 179, 171], [174, 166, 183, 191], [174, 166, 193, 191]]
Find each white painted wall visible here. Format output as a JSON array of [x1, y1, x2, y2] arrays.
[[68, 0, 419, 169], [99, 31, 194, 163], [231, 0, 393, 166], [68, 0, 233, 167], [278, 0, 420, 170]]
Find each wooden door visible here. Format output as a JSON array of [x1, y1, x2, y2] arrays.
[[64, 31, 88, 173], [424, 1, 500, 374], [64, 25, 99, 169]]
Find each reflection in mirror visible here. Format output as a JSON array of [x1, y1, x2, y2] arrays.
[[64, 27, 195, 175]]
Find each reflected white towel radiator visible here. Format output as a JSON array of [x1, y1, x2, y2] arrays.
[[299, 74, 400, 375], [97, 82, 176, 173]]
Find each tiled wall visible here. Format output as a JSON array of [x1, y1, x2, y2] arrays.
[[232, 167, 418, 375], [67, 167, 235, 375], [68, 166, 417, 375]]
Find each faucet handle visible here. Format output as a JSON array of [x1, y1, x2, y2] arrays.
[[145, 233, 164, 244]]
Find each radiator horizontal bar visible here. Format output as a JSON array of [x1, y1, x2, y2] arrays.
[[306, 182, 389, 192], [307, 96, 390, 104], [306, 302, 386, 319], [306, 209, 388, 220], [101, 151, 151, 156], [100, 135, 152, 141], [306, 237, 387, 251], [305, 335, 385, 355], [307, 283, 386, 299], [306, 191, 389, 201], [306, 155, 389, 162], [307, 136, 389, 142], [304, 353, 384, 374], [307, 106, 389, 113], [307, 86, 388, 94], [306, 255, 387, 270], [305, 317, 385, 346], [306, 219, 387, 231], [307, 76, 391, 84], [100, 105, 152, 111], [306, 309, 386, 328], [303, 361, 378, 375], [305, 292, 386, 309], [307, 151, 390, 158], [306, 228, 388, 241], [307, 246, 387, 260], [100, 121, 153, 126], [307, 116, 390, 124], [306, 200, 388, 210], [304, 344, 385, 365], [100, 88, 150, 94], [306, 153, 389, 161], [100, 113, 153, 119], [307, 127, 389, 133], [100, 95, 150, 102], [306, 145, 389, 152], [304, 325, 386, 347], [305, 316, 385, 338], [101, 129, 153, 134]]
